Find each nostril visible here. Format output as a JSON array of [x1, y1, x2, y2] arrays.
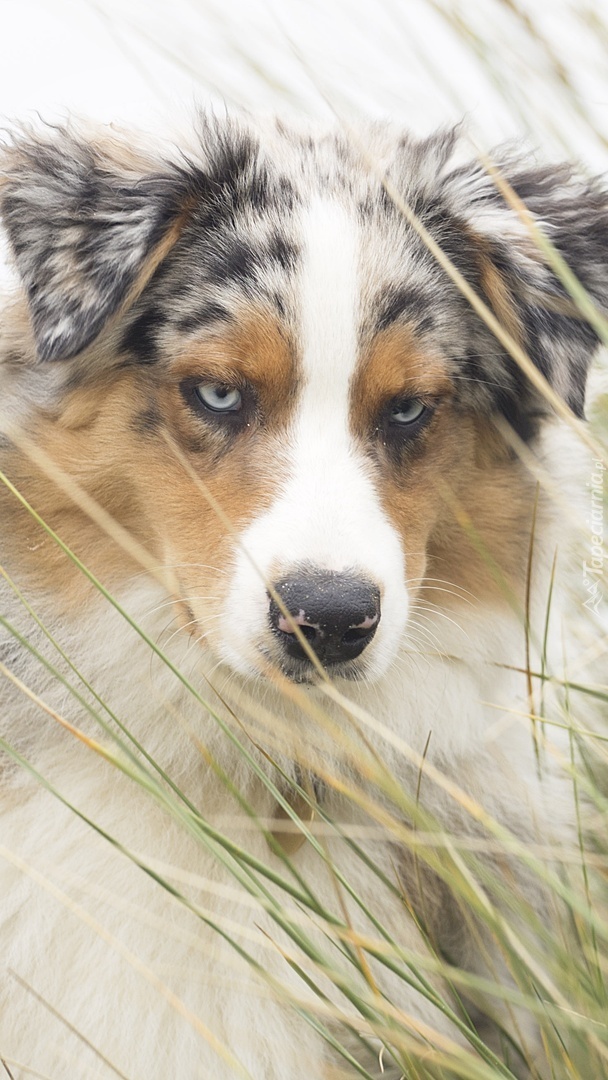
[[282, 623, 317, 644], [341, 613, 378, 647], [277, 612, 319, 643], [342, 626, 371, 645]]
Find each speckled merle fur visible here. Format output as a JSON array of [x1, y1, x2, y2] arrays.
[[2, 114, 608, 435]]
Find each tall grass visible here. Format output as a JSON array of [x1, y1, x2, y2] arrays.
[[1, 1, 608, 1078]]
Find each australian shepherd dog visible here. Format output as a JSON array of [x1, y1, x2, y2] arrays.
[[0, 114, 605, 1079]]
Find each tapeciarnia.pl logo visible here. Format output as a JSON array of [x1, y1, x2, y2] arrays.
[[583, 460, 606, 613]]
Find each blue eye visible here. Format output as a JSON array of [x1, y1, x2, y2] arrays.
[[195, 383, 242, 413], [389, 399, 427, 425]]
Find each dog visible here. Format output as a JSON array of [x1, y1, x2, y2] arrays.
[[0, 113, 604, 1080]]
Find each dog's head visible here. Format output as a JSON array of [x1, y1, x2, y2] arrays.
[[2, 116, 607, 684]]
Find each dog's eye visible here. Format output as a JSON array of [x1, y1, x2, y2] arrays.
[[195, 383, 242, 413], [389, 399, 427, 426]]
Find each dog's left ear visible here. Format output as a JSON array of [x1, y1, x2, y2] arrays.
[[0, 125, 190, 362], [443, 151, 608, 419]]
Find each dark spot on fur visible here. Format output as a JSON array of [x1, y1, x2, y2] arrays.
[[277, 175, 297, 210], [121, 309, 168, 364], [195, 229, 297, 289], [457, 347, 485, 385], [376, 287, 432, 331], [358, 197, 372, 220], [132, 404, 162, 437], [247, 165, 276, 213], [205, 131, 260, 198], [266, 232, 298, 271], [207, 238, 259, 283], [494, 393, 540, 442], [177, 303, 233, 334], [272, 293, 286, 319]]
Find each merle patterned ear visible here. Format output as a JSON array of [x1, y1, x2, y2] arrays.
[[443, 150, 608, 419], [0, 126, 189, 362]]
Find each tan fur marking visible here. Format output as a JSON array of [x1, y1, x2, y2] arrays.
[[372, 405, 534, 613], [174, 311, 298, 428], [476, 248, 525, 346], [350, 325, 452, 434]]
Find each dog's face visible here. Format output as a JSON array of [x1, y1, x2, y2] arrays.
[[2, 118, 607, 684]]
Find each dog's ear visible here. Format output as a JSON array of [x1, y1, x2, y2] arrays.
[[0, 126, 191, 362], [442, 148, 608, 420]]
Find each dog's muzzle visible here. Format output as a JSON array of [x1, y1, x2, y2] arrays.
[[268, 570, 381, 673]]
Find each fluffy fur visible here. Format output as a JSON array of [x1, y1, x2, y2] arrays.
[[0, 113, 605, 1079]]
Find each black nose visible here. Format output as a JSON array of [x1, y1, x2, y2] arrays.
[[268, 572, 381, 669]]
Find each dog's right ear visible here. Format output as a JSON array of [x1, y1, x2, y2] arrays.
[[0, 126, 191, 363]]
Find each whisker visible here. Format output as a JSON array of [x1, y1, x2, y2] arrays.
[[411, 584, 476, 605], [404, 575, 477, 600], [410, 602, 471, 642], [128, 562, 229, 583], [162, 613, 225, 650], [144, 595, 222, 618]]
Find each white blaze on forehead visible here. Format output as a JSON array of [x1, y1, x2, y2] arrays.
[[219, 198, 409, 679], [299, 197, 359, 405]]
